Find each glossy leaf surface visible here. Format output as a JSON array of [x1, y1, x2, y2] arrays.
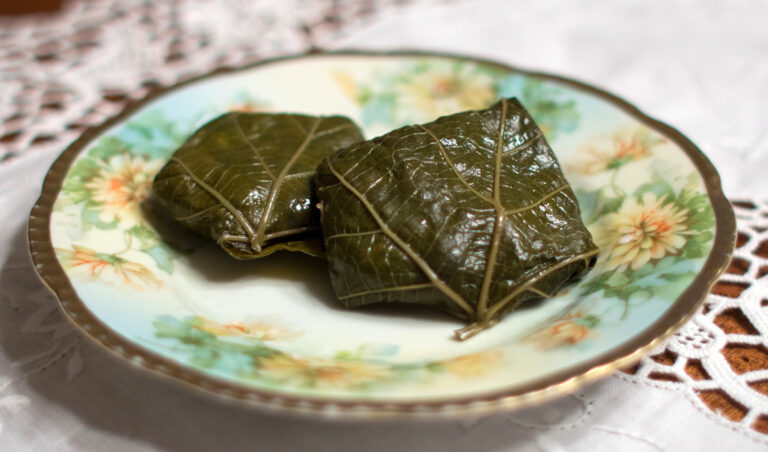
[[315, 98, 598, 339], [153, 112, 363, 258]]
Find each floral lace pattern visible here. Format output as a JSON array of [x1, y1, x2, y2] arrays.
[[0, 0, 441, 165], [625, 200, 768, 434]]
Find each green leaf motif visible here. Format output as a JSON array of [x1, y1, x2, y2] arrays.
[[81, 205, 118, 230], [661, 271, 699, 282], [125, 224, 180, 273], [154, 315, 200, 340], [126, 225, 159, 249], [144, 246, 175, 274], [576, 188, 628, 227], [316, 98, 598, 339], [634, 171, 676, 202], [495, 76, 580, 139], [152, 112, 364, 259], [580, 314, 600, 328], [605, 272, 630, 287], [62, 156, 103, 205], [118, 110, 194, 160], [88, 135, 130, 160]]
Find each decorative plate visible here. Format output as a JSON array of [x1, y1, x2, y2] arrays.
[[28, 51, 735, 419]]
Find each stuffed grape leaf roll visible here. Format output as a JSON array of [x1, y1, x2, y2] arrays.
[[153, 112, 364, 258], [315, 98, 598, 339]]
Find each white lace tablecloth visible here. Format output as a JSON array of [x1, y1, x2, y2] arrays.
[[2, 0, 768, 450]]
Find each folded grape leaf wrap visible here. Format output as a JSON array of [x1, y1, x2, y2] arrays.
[[152, 112, 364, 258], [315, 98, 598, 339]]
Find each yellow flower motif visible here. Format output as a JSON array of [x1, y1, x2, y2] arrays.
[[572, 128, 663, 175], [597, 193, 692, 271], [257, 354, 391, 388], [194, 316, 301, 341], [395, 63, 496, 120], [55, 245, 162, 289], [84, 154, 163, 224], [333, 71, 358, 100], [441, 350, 503, 377]]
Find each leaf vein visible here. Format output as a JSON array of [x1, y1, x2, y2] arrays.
[[231, 113, 276, 180], [338, 283, 434, 300], [326, 159, 474, 316], [325, 229, 383, 241], [526, 286, 550, 298], [476, 98, 508, 318], [284, 170, 317, 179], [501, 130, 543, 155], [169, 157, 257, 243], [486, 248, 600, 320], [264, 226, 321, 241], [504, 184, 571, 216], [418, 125, 493, 205], [252, 117, 323, 251], [173, 204, 221, 221], [312, 123, 359, 139]]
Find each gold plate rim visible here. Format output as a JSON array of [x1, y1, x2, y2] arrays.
[[27, 49, 737, 420]]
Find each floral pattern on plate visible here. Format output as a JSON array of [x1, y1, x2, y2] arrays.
[[43, 54, 722, 402], [149, 315, 502, 392], [340, 59, 579, 139]]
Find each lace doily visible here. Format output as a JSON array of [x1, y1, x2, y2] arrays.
[[626, 200, 768, 434], [0, 0, 446, 165]]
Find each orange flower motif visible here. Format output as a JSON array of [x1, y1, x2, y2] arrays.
[[257, 354, 391, 389], [527, 312, 598, 350], [532, 321, 589, 349], [597, 193, 693, 271], [194, 316, 301, 342], [84, 154, 162, 223], [573, 129, 663, 175], [227, 93, 270, 113], [228, 103, 270, 113], [441, 350, 503, 377], [55, 245, 162, 289]]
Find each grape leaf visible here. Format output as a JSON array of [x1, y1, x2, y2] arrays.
[[152, 112, 364, 258], [316, 98, 598, 339]]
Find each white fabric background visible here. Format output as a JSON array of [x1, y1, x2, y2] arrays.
[[1, 0, 767, 450]]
